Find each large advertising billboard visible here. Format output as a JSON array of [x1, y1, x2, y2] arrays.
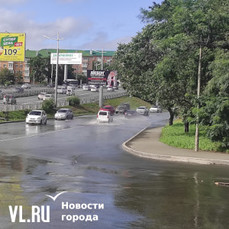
[[87, 70, 110, 85], [0, 33, 25, 62], [51, 53, 82, 65], [87, 70, 117, 86]]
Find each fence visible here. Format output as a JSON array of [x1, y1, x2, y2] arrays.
[[1, 90, 128, 112]]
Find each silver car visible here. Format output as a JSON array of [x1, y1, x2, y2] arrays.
[[55, 108, 74, 120]]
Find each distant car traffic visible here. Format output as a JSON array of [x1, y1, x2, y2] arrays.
[[57, 85, 67, 94], [26, 110, 47, 125], [14, 87, 24, 93], [21, 83, 31, 89], [43, 94, 54, 101], [82, 85, 90, 91], [136, 106, 149, 116], [97, 110, 113, 123], [99, 105, 115, 115], [38, 92, 47, 100], [149, 106, 162, 113], [90, 85, 99, 92], [3, 94, 16, 105], [66, 86, 75, 96], [54, 108, 74, 120], [107, 86, 114, 92]]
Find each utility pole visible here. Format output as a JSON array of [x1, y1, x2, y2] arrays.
[[195, 45, 202, 152], [43, 32, 63, 107]]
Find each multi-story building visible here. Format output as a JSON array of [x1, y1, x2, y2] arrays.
[[0, 49, 115, 83]]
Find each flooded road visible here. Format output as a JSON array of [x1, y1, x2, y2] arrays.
[[0, 113, 229, 229]]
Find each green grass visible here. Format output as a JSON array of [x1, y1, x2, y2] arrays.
[[0, 96, 151, 122], [160, 120, 223, 152]]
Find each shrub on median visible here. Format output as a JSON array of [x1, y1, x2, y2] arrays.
[[67, 96, 80, 107], [42, 99, 55, 113]]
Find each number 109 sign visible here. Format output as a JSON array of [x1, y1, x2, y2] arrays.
[[0, 33, 26, 62]]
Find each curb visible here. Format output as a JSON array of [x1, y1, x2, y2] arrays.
[[122, 127, 229, 166]]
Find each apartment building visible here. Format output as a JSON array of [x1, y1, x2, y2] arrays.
[[0, 49, 115, 83]]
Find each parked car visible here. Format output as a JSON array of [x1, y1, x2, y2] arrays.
[[124, 110, 138, 118], [136, 106, 149, 116], [99, 105, 115, 115], [43, 94, 54, 101], [26, 110, 47, 125], [115, 103, 130, 114], [90, 85, 99, 92], [97, 110, 113, 123], [150, 106, 162, 113], [82, 85, 90, 91], [21, 83, 31, 89], [38, 92, 47, 100], [55, 108, 74, 120], [3, 94, 16, 105]]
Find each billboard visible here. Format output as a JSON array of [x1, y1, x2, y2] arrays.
[[0, 33, 25, 62], [87, 70, 110, 85], [51, 53, 82, 65]]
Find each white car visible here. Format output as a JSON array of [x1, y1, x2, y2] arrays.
[[97, 110, 113, 123], [150, 106, 162, 113], [21, 83, 31, 89], [26, 110, 47, 125], [57, 86, 67, 94], [107, 86, 114, 92], [136, 106, 149, 116], [82, 85, 90, 91], [43, 94, 54, 101], [38, 92, 47, 100], [55, 108, 74, 120], [90, 85, 99, 92]]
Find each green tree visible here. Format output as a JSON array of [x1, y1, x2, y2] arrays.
[[115, 0, 228, 130], [0, 68, 15, 85], [29, 55, 50, 83]]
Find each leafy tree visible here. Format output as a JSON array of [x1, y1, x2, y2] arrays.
[[0, 68, 15, 85], [29, 55, 50, 83], [114, 0, 228, 131]]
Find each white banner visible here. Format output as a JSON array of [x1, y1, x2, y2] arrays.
[[51, 53, 82, 64]]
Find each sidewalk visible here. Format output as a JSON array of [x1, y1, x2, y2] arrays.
[[122, 127, 229, 165]]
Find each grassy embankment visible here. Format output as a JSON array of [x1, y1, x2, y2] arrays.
[[0, 96, 151, 122], [160, 120, 225, 152]]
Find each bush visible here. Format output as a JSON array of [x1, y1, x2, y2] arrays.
[[42, 99, 55, 113], [67, 96, 80, 107]]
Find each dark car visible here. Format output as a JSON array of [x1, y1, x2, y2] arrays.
[[124, 110, 138, 118], [99, 105, 115, 116], [14, 87, 24, 93], [115, 103, 130, 114]]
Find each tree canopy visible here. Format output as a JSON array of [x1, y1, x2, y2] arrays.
[[114, 0, 229, 149]]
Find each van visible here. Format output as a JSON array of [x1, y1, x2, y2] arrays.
[[66, 86, 76, 96]]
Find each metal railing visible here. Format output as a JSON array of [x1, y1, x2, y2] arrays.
[[1, 90, 128, 111]]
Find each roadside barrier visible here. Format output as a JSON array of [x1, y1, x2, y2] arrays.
[[1, 90, 128, 111]]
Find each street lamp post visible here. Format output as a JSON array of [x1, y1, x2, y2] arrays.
[[195, 45, 202, 152], [43, 32, 62, 107]]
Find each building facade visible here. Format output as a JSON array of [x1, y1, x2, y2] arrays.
[[0, 49, 115, 83]]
